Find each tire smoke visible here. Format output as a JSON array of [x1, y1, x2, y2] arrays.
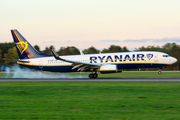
[[5, 65, 87, 78]]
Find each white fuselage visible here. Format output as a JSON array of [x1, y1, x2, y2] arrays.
[[17, 51, 177, 72]]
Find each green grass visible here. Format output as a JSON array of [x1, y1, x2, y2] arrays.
[[0, 82, 180, 119], [1, 71, 180, 78], [98, 71, 180, 78]]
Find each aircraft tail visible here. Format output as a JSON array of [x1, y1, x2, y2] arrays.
[[11, 29, 50, 59]]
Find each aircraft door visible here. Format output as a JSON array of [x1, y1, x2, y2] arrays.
[[39, 60, 43, 69]]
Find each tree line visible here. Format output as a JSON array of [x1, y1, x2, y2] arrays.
[[0, 42, 179, 70]]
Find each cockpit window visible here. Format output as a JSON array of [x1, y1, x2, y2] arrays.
[[163, 55, 170, 57]]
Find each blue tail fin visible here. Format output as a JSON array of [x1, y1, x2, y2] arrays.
[[11, 29, 50, 59]]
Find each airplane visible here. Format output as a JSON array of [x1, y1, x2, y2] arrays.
[[7, 29, 177, 79]]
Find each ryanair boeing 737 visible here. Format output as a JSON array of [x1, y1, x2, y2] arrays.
[[7, 30, 177, 78]]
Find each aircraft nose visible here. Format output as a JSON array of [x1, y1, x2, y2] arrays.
[[171, 57, 177, 64]]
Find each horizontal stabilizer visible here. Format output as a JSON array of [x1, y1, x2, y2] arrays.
[[3, 58, 18, 62], [4, 58, 30, 63]]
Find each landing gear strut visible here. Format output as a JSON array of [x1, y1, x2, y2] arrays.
[[158, 69, 162, 74], [89, 72, 98, 79]]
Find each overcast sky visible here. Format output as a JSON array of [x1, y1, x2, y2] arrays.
[[1, 0, 180, 51]]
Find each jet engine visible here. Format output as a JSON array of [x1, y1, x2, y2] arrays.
[[100, 64, 118, 74]]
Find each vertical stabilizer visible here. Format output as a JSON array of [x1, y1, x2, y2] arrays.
[[11, 29, 50, 59]]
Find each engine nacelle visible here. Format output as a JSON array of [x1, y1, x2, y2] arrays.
[[100, 64, 118, 74]]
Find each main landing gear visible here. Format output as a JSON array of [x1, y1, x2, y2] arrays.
[[89, 72, 98, 79]]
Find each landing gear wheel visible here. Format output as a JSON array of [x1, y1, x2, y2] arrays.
[[158, 71, 162, 74], [88, 73, 98, 79], [89, 74, 94, 79], [93, 73, 98, 78]]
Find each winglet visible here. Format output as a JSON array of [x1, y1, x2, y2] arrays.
[[50, 47, 64, 60], [79, 49, 84, 55]]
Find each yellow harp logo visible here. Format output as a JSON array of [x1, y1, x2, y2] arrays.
[[15, 41, 28, 55]]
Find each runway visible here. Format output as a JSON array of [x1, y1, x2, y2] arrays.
[[1, 78, 180, 82]]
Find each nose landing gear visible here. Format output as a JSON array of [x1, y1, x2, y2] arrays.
[[158, 68, 162, 74], [89, 72, 98, 79], [158, 70, 162, 74]]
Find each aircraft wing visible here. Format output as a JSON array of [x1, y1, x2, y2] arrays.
[[50, 48, 101, 71]]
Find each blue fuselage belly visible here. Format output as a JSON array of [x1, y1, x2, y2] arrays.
[[116, 63, 168, 69]]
